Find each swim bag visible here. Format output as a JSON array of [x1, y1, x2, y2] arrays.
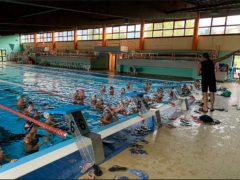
[[199, 115, 214, 123], [222, 90, 231, 97]]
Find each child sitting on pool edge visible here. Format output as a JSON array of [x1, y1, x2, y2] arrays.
[[0, 146, 17, 168]]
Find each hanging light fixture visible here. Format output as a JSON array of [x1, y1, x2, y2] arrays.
[[123, 19, 129, 24], [210, 6, 219, 16]]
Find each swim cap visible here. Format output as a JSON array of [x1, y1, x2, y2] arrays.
[[79, 89, 83, 94], [145, 82, 148, 85], [110, 86, 113, 90], [24, 121, 34, 133], [103, 108, 111, 116], [17, 95, 22, 100], [43, 112, 49, 119], [122, 88, 125, 91], [29, 110, 36, 118], [27, 102, 33, 107]]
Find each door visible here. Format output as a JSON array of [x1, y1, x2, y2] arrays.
[[109, 54, 116, 70], [0, 50, 6, 62]]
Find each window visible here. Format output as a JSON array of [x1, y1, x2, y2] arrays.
[[106, 24, 141, 39], [199, 15, 240, 36], [77, 28, 102, 40], [0, 50, 6, 62], [37, 33, 52, 42], [144, 19, 194, 38], [21, 34, 34, 43], [55, 31, 73, 41]]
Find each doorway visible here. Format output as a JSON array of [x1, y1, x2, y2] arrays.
[[0, 50, 6, 62], [233, 55, 240, 68], [109, 54, 116, 70]]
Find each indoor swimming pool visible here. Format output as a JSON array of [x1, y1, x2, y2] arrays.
[[0, 65, 179, 164]]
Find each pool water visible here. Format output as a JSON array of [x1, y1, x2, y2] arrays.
[[0, 65, 178, 164]]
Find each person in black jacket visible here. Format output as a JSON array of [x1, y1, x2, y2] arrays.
[[197, 53, 216, 112]]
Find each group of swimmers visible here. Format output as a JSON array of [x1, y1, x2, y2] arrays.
[[0, 80, 168, 167]]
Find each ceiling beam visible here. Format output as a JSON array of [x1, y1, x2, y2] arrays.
[[18, 9, 58, 18], [2, 0, 139, 19], [166, 0, 240, 14]]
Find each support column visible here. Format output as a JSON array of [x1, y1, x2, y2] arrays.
[[192, 13, 200, 50], [52, 31, 55, 50], [74, 29, 77, 50], [139, 20, 145, 50], [102, 25, 106, 46], [34, 33, 37, 47], [42, 35, 45, 47]]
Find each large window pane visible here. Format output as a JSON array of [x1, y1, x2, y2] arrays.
[[59, 32, 62, 36], [99, 35, 103, 39], [63, 37, 67, 41], [212, 17, 226, 26], [163, 22, 173, 29], [88, 35, 92, 40], [185, 29, 194, 36], [186, 20, 195, 28], [120, 33, 126, 38], [55, 37, 59, 41], [113, 34, 119, 39], [113, 27, 119, 33], [106, 27, 112, 33], [63, 31, 67, 36], [174, 29, 184, 36], [83, 30, 87, 35], [77, 36, 82, 40], [154, 23, 162, 30], [198, 28, 210, 35], [82, 36, 87, 40], [145, 23, 153, 31], [144, 31, 152, 37], [199, 18, 211, 27], [120, 26, 126, 32], [94, 35, 99, 40], [59, 37, 62, 41], [227, 15, 240, 25], [67, 37, 72, 41], [135, 32, 140, 38], [163, 30, 173, 36], [136, 25, 141, 31], [77, 30, 82, 35], [127, 32, 134, 38], [106, 34, 112, 39], [31, 35, 34, 38], [68, 31, 72, 36], [48, 38, 51, 42], [175, 21, 185, 28], [88, 29, 93, 34], [153, 31, 162, 37], [31, 39, 34, 43], [226, 26, 240, 34], [94, 29, 99, 34], [128, 25, 134, 32], [211, 26, 225, 35]]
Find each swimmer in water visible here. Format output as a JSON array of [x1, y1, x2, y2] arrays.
[[14, 95, 27, 106], [131, 107, 139, 113], [73, 90, 79, 99], [121, 88, 126, 94], [0, 146, 17, 168], [109, 86, 115, 95], [149, 80, 153, 85], [127, 82, 132, 89], [91, 94, 97, 106], [23, 121, 49, 152], [142, 83, 150, 91], [23, 102, 34, 115], [44, 112, 56, 126], [95, 99, 104, 109], [100, 102, 130, 125], [101, 86, 106, 93], [29, 109, 40, 120], [73, 89, 85, 105], [23, 102, 39, 119]]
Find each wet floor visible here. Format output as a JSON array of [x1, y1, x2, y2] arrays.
[[80, 82, 240, 179]]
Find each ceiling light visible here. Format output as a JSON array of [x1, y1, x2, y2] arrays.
[[210, 6, 219, 16], [123, 19, 129, 24]]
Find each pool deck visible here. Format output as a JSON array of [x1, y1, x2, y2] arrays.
[[79, 82, 240, 179]]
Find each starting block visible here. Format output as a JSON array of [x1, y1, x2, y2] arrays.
[[47, 105, 105, 164]]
